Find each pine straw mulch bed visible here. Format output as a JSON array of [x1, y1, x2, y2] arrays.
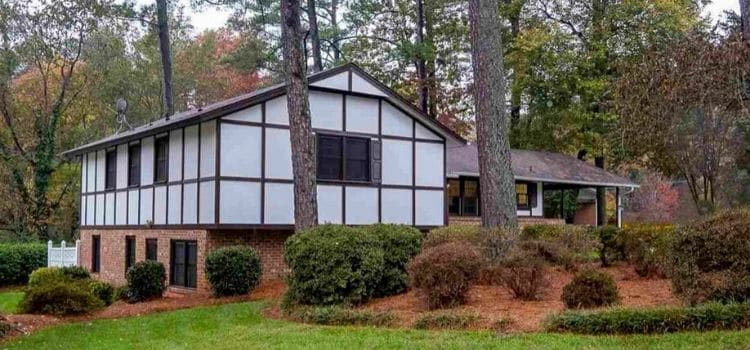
[[1, 280, 287, 339], [358, 263, 679, 332]]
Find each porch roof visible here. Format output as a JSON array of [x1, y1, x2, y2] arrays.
[[446, 144, 638, 188]]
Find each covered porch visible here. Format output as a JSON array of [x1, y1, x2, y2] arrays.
[[446, 145, 638, 227]]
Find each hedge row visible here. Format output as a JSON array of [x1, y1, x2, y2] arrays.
[[284, 305, 395, 327], [0, 243, 46, 286], [545, 302, 750, 334]]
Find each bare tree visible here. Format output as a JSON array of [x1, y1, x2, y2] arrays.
[[281, 0, 318, 231], [307, 0, 323, 72], [468, 0, 518, 229], [156, 0, 174, 117]]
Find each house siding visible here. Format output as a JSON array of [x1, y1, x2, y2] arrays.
[[78, 71, 447, 229]]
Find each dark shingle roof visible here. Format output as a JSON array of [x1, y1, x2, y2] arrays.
[[447, 144, 637, 188], [63, 63, 465, 157]]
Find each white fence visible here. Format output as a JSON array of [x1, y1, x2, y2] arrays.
[[47, 240, 80, 267]]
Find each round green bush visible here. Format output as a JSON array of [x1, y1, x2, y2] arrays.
[[407, 241, 482, 309], [205, 245, 262, 297], [20, 279, 103, 315], [126, 261, 166, 302], [0, 243, 46, 286], [562, 270, 619, 309], [284, 225, 385, 306], [28, 267, 67, 287], [669, 209, 750, 304], [89, 280, 115, 306], [363, 224, 422, 297], [61, 266, 91, 280]]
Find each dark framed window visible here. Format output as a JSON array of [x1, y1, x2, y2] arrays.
[[105, 149, 117, 190], [125, 236, 136, 274], [128, 143, 141, 187], [316, 134, 370, 182], [92, 235, 101, 273], [146, 239, 158, 261], [448, 178, 480, 217], [170, 240, 197, 288], [516, 181, 537, 211], [154, 136, 169, 183]]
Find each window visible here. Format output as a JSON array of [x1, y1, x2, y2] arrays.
[[125, 236, 136, 273], [105, 149, 117, 190], [92, 235, 100, 273], [516, 182, 537, 210], [516, 183, 529, 209], [448, 178, 480, 217], [170, 240, 197, 288], [128, 144, 141, 187], [316, 135, 370, 182], [154, 136, 169, 183], [146, 239, 158, 261]]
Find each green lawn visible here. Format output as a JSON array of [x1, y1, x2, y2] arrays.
[[2, 302, 750, 349], [0, 291, 23, 314]]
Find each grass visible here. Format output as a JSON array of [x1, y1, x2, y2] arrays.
[[2, 302, 750, 349], [0, 291, 23, 314]]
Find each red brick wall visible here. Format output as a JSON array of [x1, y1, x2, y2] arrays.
[[448, 216, 565, 227], [80, 228, 291, 293], [573, 203, 597, 226], [207, 230, 293, 281]]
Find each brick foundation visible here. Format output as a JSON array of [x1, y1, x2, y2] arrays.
[[448, 216, 565, 227], [80, 229, 292, 294]]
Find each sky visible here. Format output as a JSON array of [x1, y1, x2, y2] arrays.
[[133, 0, 742, 33]]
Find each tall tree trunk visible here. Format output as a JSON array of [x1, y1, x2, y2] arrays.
[[307, 0, 323, 72], [741, 0, 750, 43], [595, 156, 607, 226], [468, 0, 518, 229], [425, 2, 438, 118], [508, 7, 521, 128], [281, 0, 318, 231], [156, 0, 174, 117], [415, 0, 429, 114], [331, 0, 340, 62]]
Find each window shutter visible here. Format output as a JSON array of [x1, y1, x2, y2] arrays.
[[371, 139, 382, 183], [528, 182, 538, 208]]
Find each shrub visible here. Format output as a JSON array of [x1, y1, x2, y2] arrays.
[[408, 241, 482, 309], [364, 224, 422, 297], [562, 270, 619, 309], [545, 302, 750, 334], [498, 248, 548, 300], [0, 316, 12, 338], [284, 225, 385, 306], [592, 226, 621, 267], [61, 266, 91, 280], [125, 261, 166, 302], [0, 243, 46, 286], [424, 225, 481, 249], [285, 305, 395, 326], [521, 225, 598, 258], [669, 209, 750, 305], [618, 224, 674, 277], [205, 245, 262, 297], [520, 239, 575, 271], [113, 286, 129, 301], [20, 279, 103, 315], [89, 280, 115, 306], [28, 267, 67, 287], [413, 311, 480, 330]]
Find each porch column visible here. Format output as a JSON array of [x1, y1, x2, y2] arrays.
[[616, 187, 622, 228]]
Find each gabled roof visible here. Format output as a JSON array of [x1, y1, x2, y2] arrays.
[[63, 63, 466, 157], [447, 144, 638, 188]]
